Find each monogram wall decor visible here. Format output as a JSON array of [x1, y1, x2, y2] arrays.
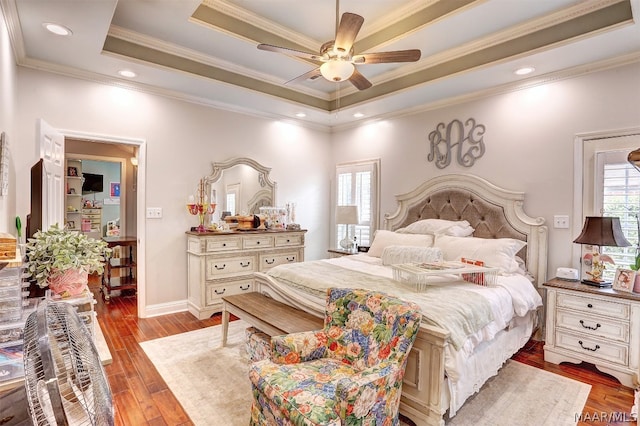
[[427, 118, 486, 169]]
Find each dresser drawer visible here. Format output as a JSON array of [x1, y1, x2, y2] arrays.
[[206, 255, 255, 279], [243, 235, 274, 249], [556, 309, 629, 342], [554, 329, 628, 366], [557, 292, 629, 320], [205, 237, 242, 252], [274, 234, 303, 247], [259, 251, 299, 272], [206, 280, 253, 305]]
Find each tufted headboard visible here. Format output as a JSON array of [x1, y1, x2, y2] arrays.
[[384, 174, 548, 287]]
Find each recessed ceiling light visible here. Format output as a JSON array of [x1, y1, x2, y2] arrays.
[[42, 22, 72, 36], [118, 70, 137, 78], [295, 112, 306, 118], [353, 112, 364, 118], [514, 66, 535, 76]]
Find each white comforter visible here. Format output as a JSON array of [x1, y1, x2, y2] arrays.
[[265, 253, 543, 415]]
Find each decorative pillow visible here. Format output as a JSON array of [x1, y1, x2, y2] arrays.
[[381, 246, 443, 266], [396, 219, 475, 237], [367, 230, 434, 258], [434, 235, 526, 274]]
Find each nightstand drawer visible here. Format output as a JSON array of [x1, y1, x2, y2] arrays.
[[557, 292, 629, 320], [554, 329, 628, 366], [556, 309, 629, 342]]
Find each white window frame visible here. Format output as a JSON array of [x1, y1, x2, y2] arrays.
[[575, 129, 640, 278], [334, 159, 380, 249]]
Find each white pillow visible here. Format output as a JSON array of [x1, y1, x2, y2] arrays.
[[367, 230, 434, 258], [397, 219, 474, 237], [435, 235, 526, 274], [381, 246, 443, 266]]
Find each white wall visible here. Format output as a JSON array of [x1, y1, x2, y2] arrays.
[[14, 68, 331, 311], [331, 62, 640, 280], [0, 11, 17, 236]]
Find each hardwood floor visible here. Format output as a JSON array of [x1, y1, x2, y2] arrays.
[[91, 281, 636, 426]]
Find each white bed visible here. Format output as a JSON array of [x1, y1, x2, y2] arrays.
[[254, 174, 548, 426]]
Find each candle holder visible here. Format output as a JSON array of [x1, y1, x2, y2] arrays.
[[187, 178, 216, 232]]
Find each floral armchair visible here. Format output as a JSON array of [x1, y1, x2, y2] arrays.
[[248, 287, 422, 426]]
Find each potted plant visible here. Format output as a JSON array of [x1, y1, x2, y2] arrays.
[[24, 224, 111, 298]]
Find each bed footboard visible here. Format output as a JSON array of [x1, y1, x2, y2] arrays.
[[254, 273, 450, 426]]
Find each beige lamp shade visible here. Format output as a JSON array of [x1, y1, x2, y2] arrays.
[[336, 205, 359, 225]]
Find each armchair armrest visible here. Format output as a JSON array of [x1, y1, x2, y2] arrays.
[[271, 330, 328, 364]]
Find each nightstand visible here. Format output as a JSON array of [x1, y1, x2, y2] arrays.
[[543, 277, 640, 388], [327, 248, 356, 258]]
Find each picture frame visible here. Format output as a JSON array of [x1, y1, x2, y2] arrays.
[[66, 220, 75, 230], [67, 166, 78, 177], [613, 268, 635, 293]]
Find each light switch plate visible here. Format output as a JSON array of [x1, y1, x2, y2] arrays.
[[553, 215, 569, 229], [146, 207, 162, 219]]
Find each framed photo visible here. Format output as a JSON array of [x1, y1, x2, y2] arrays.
[[110, 182, 120, 198], [66, 220, 75, 229], [613, 268, 635, 293], [67, 166, 78, 177]]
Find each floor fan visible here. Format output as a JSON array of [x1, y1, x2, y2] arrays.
[[0, 301, 113, 425]]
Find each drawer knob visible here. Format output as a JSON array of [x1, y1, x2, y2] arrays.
[[222, 243, 226, 247], [265, 259, 275, 265], [214, 288, 226, 295], [215, 264, 226, 270], [578, 340, 600, 352], [240, 261, 251, 267], [286, 256, 295, 262], [579, 320, 601, 331], [240, 284, 250, 291], [587, 303, 593, 308], [286, 239, 290, 243]]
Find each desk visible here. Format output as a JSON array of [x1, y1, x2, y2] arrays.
[[102, 236, 137, 302]]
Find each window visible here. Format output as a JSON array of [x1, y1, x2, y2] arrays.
[[582, 133, 640, 281], [597, 153, 640, 280], [335, 159, 379, 248]]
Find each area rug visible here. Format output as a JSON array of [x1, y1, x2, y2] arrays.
[[140, 322, 591, 426]]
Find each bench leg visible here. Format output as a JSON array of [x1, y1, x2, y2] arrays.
[[221, 304, 230, 347]]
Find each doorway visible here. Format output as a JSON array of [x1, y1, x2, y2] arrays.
[[62, 131, 148, 317]]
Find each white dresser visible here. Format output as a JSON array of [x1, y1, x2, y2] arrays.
[[186, 230, 306, 319], [543, 278, 640, 388]]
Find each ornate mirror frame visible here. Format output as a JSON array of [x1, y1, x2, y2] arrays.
[[204, 157, 276, 215]]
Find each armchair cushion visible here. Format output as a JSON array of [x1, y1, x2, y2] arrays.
[[271, 330, 327, 364]]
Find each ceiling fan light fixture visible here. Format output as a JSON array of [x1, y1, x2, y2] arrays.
[[320, 61, 355, 82], [628, 148, 640, 173]]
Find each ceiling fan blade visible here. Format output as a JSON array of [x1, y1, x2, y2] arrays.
[[348, 68, 372, 91], [257, 44, 323, 61], [334, 13, 364, 53], [285, 68, 323, 85], [353, 49, 421, 64]]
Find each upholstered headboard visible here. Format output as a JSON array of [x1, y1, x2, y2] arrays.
[[384, 174, 548, 286]]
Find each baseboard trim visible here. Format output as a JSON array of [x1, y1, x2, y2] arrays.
[[145, 299, 189, 318]]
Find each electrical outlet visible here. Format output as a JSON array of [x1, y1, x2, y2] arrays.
[[553, 215, 569, 229], [146, 207, 162, 219]]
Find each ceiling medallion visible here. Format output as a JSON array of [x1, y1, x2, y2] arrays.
[[427, 118, 486, 169]]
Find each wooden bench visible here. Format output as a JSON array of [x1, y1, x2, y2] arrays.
[[221, 292, 324, 347]]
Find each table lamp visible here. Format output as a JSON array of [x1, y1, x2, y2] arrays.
[[573, 216, 631, 287], [336, 205, 359, 251]]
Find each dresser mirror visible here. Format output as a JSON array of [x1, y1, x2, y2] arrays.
[[204, 157, 276, 221]]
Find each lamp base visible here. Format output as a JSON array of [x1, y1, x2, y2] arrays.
[[339, 236, 354, 252], [581, 279, 612, 288]]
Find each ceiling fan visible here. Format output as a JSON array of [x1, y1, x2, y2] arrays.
[[257, 2, 421, 91]]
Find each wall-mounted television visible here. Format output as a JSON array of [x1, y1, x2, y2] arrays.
[[82, 173, 103, 194]]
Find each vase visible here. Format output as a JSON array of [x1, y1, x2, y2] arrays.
[[48, 269, 89, 298]]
